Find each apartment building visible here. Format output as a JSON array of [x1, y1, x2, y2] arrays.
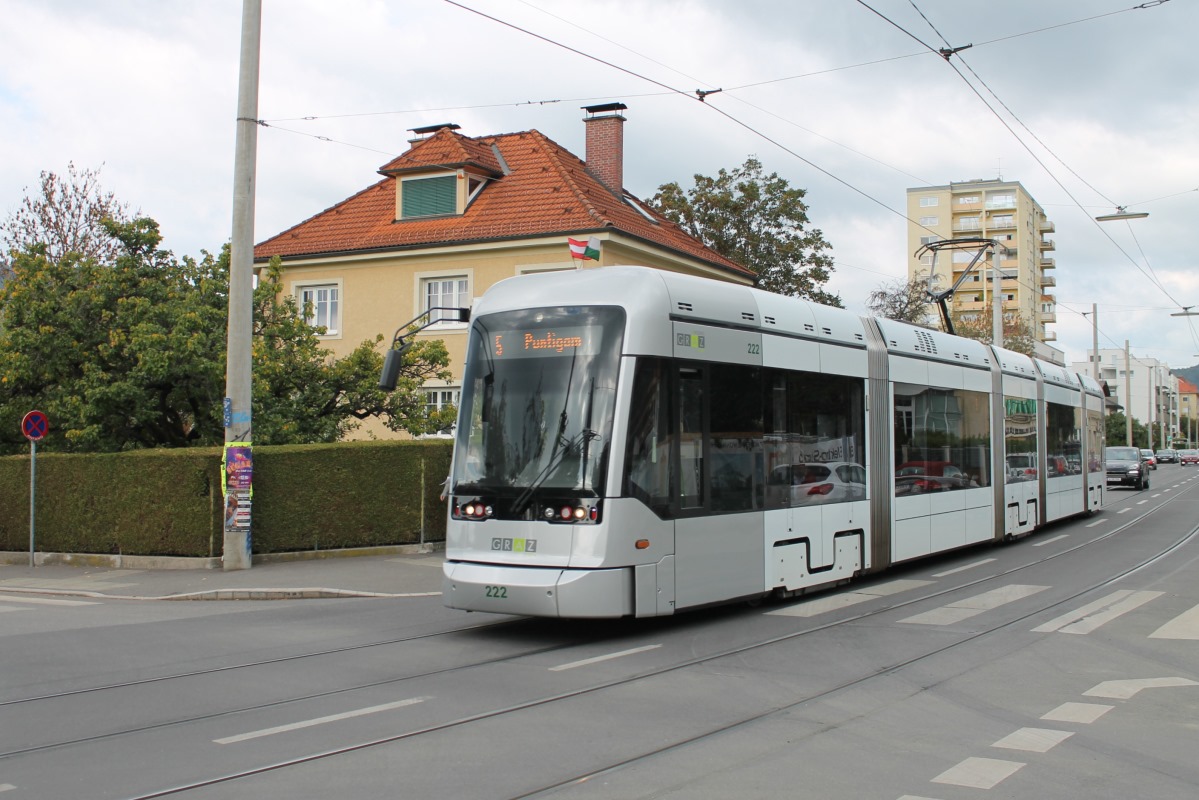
[[906, 180, 1058, 359], [1071, 349, 1179, 446]]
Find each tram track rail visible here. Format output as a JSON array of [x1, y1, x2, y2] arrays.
[[95, 477, 1199, 800]]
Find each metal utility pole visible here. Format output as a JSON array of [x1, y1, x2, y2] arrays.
[[991, 248, 1003, 349], [1124, 341, 1132, 447], [1091, 304, 1099, 383], [223, 0, 261, 571]]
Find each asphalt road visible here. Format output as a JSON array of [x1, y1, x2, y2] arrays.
[[2, 468, 1197, 799]]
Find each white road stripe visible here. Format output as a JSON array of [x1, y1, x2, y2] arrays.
[[768, 580, 932, 617], [1117, 508, 1131, 514], [932, 559, 995, 577], [1149, 603, 1199, 640], [1032, 590, 1162, 634], [931, 757, 1024, 789], [1041, 702, 1113, 724], [992, 727, 1073, 753], [1136, 500, 1148, 505], [1085, 677, 1199, 700], [900, 585, 1048, 626], [0, 784, 14, 793], [214, 696, 430, 744], [549, 644, 661, 671], [1033, 534, 1069, 547], [1085, 520, 1106, 527], [0, 595, 98, 606]]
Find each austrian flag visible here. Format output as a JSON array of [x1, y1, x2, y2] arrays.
[[568, 236, 602, 261]]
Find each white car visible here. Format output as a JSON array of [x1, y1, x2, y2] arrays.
[[768, 461, 867, 506]]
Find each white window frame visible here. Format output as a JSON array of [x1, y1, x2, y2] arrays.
[[292, 279, 342, 338], [919, 216, 939, 226], [919, 196, 939, 207], [416, 271, 472, 327]]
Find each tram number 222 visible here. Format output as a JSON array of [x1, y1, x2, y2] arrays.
[[485, 585, 509, 599]]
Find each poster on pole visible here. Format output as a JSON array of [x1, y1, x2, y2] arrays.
[[222, 443, 253, 533]]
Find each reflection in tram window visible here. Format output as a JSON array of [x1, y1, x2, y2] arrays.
[[893, 384, 991, 494], [1004, 396, 1038, 483], [1047, 401, 1083, 477]]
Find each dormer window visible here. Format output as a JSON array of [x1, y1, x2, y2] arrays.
[[401, 174, 456, 218]]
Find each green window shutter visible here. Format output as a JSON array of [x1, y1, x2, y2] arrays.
[[402, 175, 456, 218]]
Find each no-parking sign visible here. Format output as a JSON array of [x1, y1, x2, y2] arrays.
[[21, 410, 48, 442]]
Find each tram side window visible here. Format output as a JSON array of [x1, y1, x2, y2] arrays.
[[1004, 396, 1038, 483], [708, 363, 764, 512], [678, 367, 705, 509], [895, 384, 991, 493], [1046, 401, 1082, 476], [624, 358, 672, 514], [1086, 409, 1104, 473]]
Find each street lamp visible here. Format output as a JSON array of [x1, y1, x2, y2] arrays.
[[1095, 206, 1149, 222]]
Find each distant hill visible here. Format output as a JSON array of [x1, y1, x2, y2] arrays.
[[1171, 365, 1199, 388]]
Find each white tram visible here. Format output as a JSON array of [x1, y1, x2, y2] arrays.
[[441, 267, 1106, 618]]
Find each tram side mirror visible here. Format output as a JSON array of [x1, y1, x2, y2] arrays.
[[379, 342, 412, 391]]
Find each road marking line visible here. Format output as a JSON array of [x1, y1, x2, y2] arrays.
[[931, 757, 1024, 789], [1032, 590, 1162, 634], [933, 559, 996, 577], [992, 727, 1074, 753], [1085, 677, 1199, 699], [214, 696, 430, 744], [0, 595, 99, 606], [1149, 603, 1199, 640], [549, 644, 662, 671], [0, 784, 14, 793], [1117, 508, 1131, 514], [901, 585, 1048, 626], [768, 580, 932, 617], [1033, 534, 1069, 546], [1085, 519, 1107, 527], [1041, 702, 1113, 724], [1151, 493, 1161, 498]]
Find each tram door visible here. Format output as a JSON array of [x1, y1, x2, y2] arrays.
[[672, 363, 766, 610]]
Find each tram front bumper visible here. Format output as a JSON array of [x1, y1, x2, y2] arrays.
[[442, 561, 633, 618]]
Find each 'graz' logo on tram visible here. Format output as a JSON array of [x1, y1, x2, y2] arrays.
[[492, 537, 537, 552]]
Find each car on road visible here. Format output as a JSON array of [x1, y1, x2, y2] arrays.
[[1140, 448, 1157, 469], [1156, 448, 1177, 464], [1107, 446, 1150, 489], [1180, 449, 1199, 466]]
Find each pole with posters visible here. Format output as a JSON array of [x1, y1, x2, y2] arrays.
[[21, 410, 48, 567]]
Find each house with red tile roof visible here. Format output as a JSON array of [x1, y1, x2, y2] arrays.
[[254, 103, 752, 436]]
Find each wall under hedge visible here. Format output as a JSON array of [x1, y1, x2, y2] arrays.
[[0, 440, 452, 557]]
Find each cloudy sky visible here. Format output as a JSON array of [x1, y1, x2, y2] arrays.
[[3, 0, 1197, 370]]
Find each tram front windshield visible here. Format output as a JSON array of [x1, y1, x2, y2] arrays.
[[452, 306, 624, 503]]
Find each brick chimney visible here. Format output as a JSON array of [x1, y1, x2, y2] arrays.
[[582, 103, 627, 195]]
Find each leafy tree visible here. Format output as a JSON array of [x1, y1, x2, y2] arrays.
[[948, 308, 1038, 356], [0, 163, 131, 278], [1104, 411, 1146, 448], [866, 275, 933, 326], [0, 218, 452, 453], [652, 156, 841, 307]]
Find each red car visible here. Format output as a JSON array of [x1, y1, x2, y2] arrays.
[[1180, 450, 1199, 465]]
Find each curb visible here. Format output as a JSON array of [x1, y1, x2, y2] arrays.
[[0, 585, 443, 602], [0, 542, 444, 570]]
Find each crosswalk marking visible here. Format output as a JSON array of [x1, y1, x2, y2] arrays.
[[1149, 603, 1199, 640], [900, 585, 1048, 626], [992, 727, 1073, 753], [1041, 702, 1113, 724], [1032, 590, 1162, 634], [767, 579, 932, 617], [931, 757, 1024, 789]]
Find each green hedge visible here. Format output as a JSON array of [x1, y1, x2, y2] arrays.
[[0, 440, 452, 557]]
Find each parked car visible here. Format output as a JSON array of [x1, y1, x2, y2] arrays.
[[895, 460, 978, 494], [1156, 448, 1178, 464], [1106, 446, 1149, 489], [1180, 449, 1199, 466], [1140, 448, 1157, 469], [768, 461, 867, 506]]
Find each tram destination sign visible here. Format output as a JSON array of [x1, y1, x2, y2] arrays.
[[490, 326, 602, 359]]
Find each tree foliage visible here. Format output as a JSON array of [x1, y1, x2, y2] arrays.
[[652, 156, 841, 307], [0, 217, 452, 454], [947, 308, 1038, 356], [866, 275, 934, 326], [0, 162, 132, 277]]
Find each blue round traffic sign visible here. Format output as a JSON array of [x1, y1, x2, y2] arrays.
[[21, 410, 48, 442]]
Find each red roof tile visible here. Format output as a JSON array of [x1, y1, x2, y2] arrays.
[[255, 128, 751, 278]]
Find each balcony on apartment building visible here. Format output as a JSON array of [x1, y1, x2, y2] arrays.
[[1041, 256, 1055, 269], [1041, 238, 1055, 251], [1041, 274, 1056, 287]]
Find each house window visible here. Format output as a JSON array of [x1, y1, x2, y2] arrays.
[[424, 276, 470, 324], [401, 175, 456, 218], [919, 196, 939, 207], [425, 387, 460, 415], [919, 216, 939, 226], [957, 195, 980, 205], [299, 284, 339, 335]]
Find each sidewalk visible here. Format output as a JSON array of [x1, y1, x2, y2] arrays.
[[0, 547, 446, 600]]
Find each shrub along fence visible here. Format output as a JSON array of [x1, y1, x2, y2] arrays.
[[0, 440, 452, 558]]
